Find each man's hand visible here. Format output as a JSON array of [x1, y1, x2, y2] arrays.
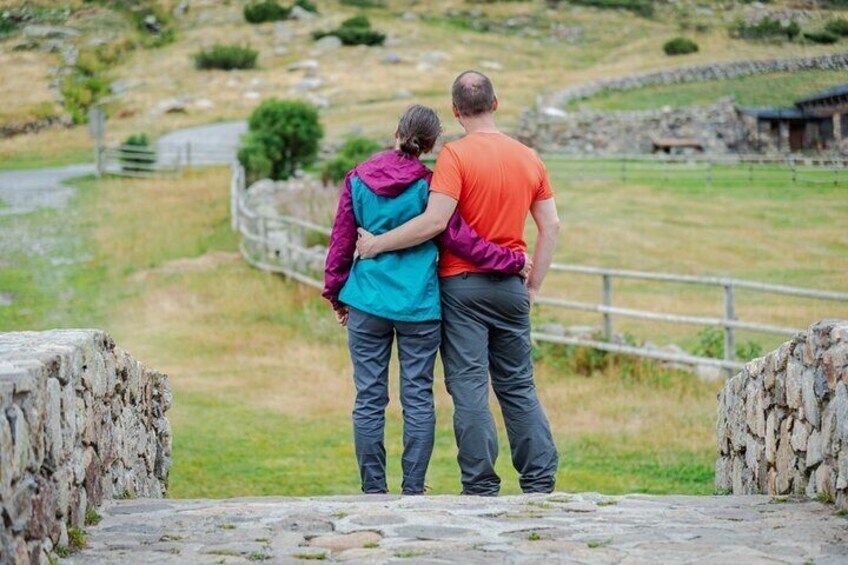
[[520, 253, 533, 279], [527, 286, 539, 305], [334, 306, 350, 326], [356, 228, 380, 259]]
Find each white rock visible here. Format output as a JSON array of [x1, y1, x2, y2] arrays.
[[313, 35, 343, 51], [290, 5, 317, 21]]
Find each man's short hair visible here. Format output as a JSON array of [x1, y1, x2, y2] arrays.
[[452, 71, 496, 118]]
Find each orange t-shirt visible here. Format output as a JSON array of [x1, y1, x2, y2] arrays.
[[431, 131, 554, 278]]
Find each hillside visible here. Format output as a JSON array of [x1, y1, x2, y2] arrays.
[[2, 0, 848, 167]]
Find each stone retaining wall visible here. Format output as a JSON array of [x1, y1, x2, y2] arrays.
[[0, 330, 172, 564], [540, 51, 848, 110], [716, 320, 848, 508], [518, 51, 848, 154]]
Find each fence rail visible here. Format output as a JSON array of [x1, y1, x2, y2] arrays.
[[229, 162, 848, 373], [542, 153, 848, 187], [98, 141, 241, 178]]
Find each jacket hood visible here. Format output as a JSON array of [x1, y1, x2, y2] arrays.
[[353, 149, 431, 198]]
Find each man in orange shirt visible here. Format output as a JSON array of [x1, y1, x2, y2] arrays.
[[357, 71, 560, 495]]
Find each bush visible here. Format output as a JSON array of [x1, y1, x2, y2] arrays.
[[561, 0, 654, 18], [119, 133, 157, 173], [238, 99, 324, 182], [342, 14, 371, 28], [294, 0, 319, 12], [804, 30, 840, 44], [312, 14, 386, 46], [193, 45, 258, 70], [825, 19, 848, 36], [61, 75, 110, 124], [244, 0, 291, 23], [732, 17, 800, 41], [320, 136, 382, 185], [339, 0, 386, 7], [663, 37, 699, 55]]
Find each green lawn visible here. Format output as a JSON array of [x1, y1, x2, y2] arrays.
[[568, 70, 848, 111]]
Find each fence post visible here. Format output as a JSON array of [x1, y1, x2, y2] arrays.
[[259, 216, 269, 262], [723, 283, 736, 375], [230, 164, 239, 231], [186, 141, 192, 169], [602, 274, 613, 341]]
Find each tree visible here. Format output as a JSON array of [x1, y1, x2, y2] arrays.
[[238, 99, 324, 182]]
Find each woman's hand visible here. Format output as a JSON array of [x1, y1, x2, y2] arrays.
[[520, 253, 533, 279], [356, 228, 380, 259], [334, 306, 350, 326]]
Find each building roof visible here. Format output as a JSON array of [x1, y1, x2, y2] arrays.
[[740, 107, 808, 120], [794, 83, 848, 107]]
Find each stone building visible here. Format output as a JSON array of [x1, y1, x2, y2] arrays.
[[742, 84, 848, 152]]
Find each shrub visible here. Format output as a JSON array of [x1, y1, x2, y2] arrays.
[[119, 133, 157, 173], [61, 75, 110, 124], [294, 0, 319, 12], [732, 17, 800, 41], [825, 19, 848, 36], [663, 37, 699, 55], [244, 0, 291, 23], [342, 14, 371, 28], [339, 0, 386, 7], [312, 14, 386, 46], [193, 45, 258, 70], [321, 136, 382, 185], [804, 30, 840, 44], [238, 99, 324, 182], [557, 0, 654, 18]]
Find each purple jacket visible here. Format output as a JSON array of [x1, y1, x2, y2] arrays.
[[322, 150, 525, 311]]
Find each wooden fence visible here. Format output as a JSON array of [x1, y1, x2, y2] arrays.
[[542, 153, 848, 187], [230, 162, 848, 372], [98, 140, 241, 178]]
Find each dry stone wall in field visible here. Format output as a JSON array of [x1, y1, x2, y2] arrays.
[[716, 319, 848, 509], [0, 330, 172, 564], [518, 51, 848, 154]]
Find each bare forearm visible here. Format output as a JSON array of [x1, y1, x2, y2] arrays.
[[527, 224, 559, 292]]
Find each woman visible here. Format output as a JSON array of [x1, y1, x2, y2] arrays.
[[322, 105, 527, 495]]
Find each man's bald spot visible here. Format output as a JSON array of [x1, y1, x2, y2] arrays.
[[452, 70, 496, 118]]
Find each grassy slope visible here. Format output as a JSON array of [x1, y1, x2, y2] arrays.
[[1, 0, 846, 167], [570, 69, 848, 111]]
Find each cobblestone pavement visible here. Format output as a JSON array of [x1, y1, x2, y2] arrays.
[[64, 493, 848, 564]]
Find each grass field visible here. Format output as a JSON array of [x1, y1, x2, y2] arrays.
[[2, 0, 847, 167], [2, 158, 846, 498], [567, 69, 848, 111]]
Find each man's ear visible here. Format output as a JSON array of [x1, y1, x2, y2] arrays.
[[492, 96, 499, 112], [452, 104, 461, 119]]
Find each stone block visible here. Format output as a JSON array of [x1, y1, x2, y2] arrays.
[[785, 359, 803, 409]]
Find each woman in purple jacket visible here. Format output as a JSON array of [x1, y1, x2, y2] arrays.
[[322, 105, 528, 495]]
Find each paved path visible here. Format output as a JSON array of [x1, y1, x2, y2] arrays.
[[65, 493, 848, 564], [0, 164, 94, 217], [156, 120, 246, 166]]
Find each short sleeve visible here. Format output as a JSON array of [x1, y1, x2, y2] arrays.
[[430, 145, 463, 200], [535, 155, 553, 201]]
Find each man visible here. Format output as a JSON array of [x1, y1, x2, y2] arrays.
[[356, 71, 560, 496]]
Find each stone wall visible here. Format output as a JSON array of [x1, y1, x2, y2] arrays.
[[518, 97, 747, 154], [518, 51, 848, 154], [0, 330, 172, 564], [715, 320, 848, 508], [540, 51, 848, 110]]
